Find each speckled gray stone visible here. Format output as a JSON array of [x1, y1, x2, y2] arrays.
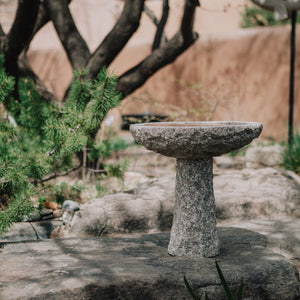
[[0, 230, 299, 300], [168, 158, 219, 257], [130, 121, 263, 257], [130, 121, 263, 159]]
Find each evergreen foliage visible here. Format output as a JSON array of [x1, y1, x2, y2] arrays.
[[0, 55, 122, 236], [241, 4, 300, 28], [281, 131, 300, 174]]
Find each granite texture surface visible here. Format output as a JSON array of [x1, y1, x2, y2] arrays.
[[130, 121, 263, 159], [0, 229, 299, 300], [168, 157, 219, 257]]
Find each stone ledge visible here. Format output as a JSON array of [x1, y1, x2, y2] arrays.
[[0, 228, 299, 300]]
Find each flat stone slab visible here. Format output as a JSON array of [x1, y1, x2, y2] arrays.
[[0, 220, 63, 242], [229, 218, 300, 272], [0, 228, 299, 300]]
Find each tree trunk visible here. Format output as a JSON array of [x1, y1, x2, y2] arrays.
[[0, 0, 200, 102]]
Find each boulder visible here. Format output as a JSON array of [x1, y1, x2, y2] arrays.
[[245, 144, 283, 168], [66, 177, 175, 237], [62, 200, 80, 212], [62, 211, 76, 226], [214, 155, 245, 169], [0, 229, 299, 300], [214, 167, 300, 221], [64, 167, 300, 238], [228, 217, 300, 272]]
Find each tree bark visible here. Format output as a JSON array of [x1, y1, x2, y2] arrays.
[[144, 4, 168, 47], [43, 0, 90, 70], [25, 0, 73, 52], [1, 0, 199, 103], [152, 0, 169, 51], [117, 0, 199, 98], [0, 24, 7, 54], [4, 0, 39, 77], [18, 53, 58, 103], [86, 0, 145, 79], [0, 24, 4, 36]]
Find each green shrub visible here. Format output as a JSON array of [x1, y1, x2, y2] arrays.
[[0, 55, 122, 235], [46, 182, 85, 205], [281, 131, 300, 174], [241, 4, 300, 28]]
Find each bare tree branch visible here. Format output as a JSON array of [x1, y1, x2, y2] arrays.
[[34, 163, 82, 183], [143, 4, 168, 47], [18, 53, 58, 103], [4, 0, 39, 76], [0, 23, 5, 36], [181, 0, 200, 44], [151, 0, 169, 51], [143, 5, 159, 26], [86, 0, 145, 79], [24, 5, 48, 52], [25, 0, 73, 52], [117, 0, 199, 98], [43, 0, 90, 70], [0, 24, 7, 54], [2, 0, 199, 106]]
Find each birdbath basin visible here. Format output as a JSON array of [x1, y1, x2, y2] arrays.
[[130, 121, 263, 257]]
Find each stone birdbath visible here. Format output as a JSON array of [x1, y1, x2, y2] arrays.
[[130, 121, 263, 257]]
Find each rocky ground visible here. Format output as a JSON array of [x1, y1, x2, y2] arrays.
[[1, 136, 300, 299]]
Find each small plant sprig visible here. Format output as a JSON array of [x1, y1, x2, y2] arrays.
[[184, 260, 243, 300], [281, 131, 300, 174], [241, 4, 300, 28]]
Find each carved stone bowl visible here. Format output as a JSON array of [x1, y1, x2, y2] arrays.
[[130, 121, 263, 159]]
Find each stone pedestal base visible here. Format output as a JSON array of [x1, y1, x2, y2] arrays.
[[168, 158, 220, 257]]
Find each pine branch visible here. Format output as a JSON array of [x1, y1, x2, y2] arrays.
[[18, 53, 58, 103], [84, 167, 106, 174], [0, 62, 123, 234], [34, 163, 82, 183], [0, 179, 13, 186], [45, 147, 60, 157]]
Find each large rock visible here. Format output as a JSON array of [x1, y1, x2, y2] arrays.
[[67, 177, 175, 237], [0, 228, 299, 300], [62, 200, 80, 212], [228, 218, 300, 272], [214, 167, 300, 221], [245, 144, 283, 168], [63, 167, 300, 238]]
